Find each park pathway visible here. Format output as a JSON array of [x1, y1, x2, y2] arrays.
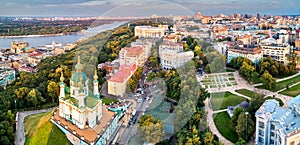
[[204, 98, 234, 145], [199, 70, 298, 144], [15, 107, 55, 145], [252, 71, 300, 87]]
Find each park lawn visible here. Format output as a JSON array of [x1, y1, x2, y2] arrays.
[[235, 89, 264, 98], [257, 74, 300, 92], [24, 110, 71, 145], [213, 112, 238, 143], [280, 83, 300, 97], [47, 124, 72, 145], [201, 79, 213, 83], [24, 112, 47, 136], [228, 77, 235, 81], [210, 92, 246, 111], [101, 98, 118, 104]]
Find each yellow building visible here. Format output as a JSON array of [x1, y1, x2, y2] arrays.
[[107, 65, 136, 97], [119, 46, 146, 66], [134, 26, 165, 38], [11, 41, 29, 54]]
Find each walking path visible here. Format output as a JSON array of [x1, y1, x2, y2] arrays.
[[204, 98, 234, 145], [202, 70, 297, 144], [213, 109, 228, 114], [15, 107, 55, 145], [252, 72, 300, 87]]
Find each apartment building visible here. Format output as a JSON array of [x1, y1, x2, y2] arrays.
[[159, 42, 184, 57], [237, 35, 253, 45], [163, 34, 180, 43], [159, 41, 194, 69], [0, 66, 15, 87], [131, 39, 154, 58], [255, 96, 300, 145], [261, 43, 290, 65], [107, 64, 136, 97], [119, 46, 146, 66], [227, 45, 263, 63], [160, 50, 194, 69]]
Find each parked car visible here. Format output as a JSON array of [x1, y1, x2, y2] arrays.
[[137, 98, 143, 103]]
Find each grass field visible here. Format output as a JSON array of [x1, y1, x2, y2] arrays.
[[235, 89, 265, 98], [280, 83, 300, 97], [24, 110, 71, 145], [213, 112, 238, 143], [210, 92, 246, 111], [101, 98, 118, 104], [257, 75, 300, 92]]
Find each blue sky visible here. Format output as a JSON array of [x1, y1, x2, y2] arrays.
[[1, 0, 300, 16]]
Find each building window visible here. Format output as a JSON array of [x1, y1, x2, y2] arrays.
[[270, 139, 274, 145], [271, 124, 275, 130], [271, 132, 274, 137], [259, 130, 264, 136], [259, 121, 264, 128]]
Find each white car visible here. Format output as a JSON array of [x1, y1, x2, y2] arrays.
[[137, 98, 143, 103], [146, 97, 149, 101]]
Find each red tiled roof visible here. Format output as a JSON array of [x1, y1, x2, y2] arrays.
[[122, 46, 143, 56], [29, 52, 43, 57], [108, 64, 136, 83]]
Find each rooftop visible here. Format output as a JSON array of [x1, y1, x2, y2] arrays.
[[122, 46, 144, 56], [108, 64, 136, 83], [256, 95, 300, 136]]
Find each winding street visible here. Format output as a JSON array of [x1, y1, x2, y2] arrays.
[[15, 107, 55, 145]]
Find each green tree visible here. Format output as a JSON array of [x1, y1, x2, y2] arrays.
[[47, 81, 59, 103], [239, 60, 255, 81], [260, 70, 276, 90], [14, 87, 30, 99], [26, 89, 39, 108], [235, 138, 246, 145], [231, 107, 244, 126], [205, 64, 211, 74], [204, 131, 214, 145], [235, 113, 255, 141], [138, 115, 165, 144]]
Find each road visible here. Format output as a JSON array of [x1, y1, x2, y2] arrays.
[[15, 107, 55, 145]]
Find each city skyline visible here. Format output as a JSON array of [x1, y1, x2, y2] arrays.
[[1, 0, 300, 17]]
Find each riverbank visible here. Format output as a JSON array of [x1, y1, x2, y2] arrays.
[[0, 21, 127, 39], [0, 33, 65, 38], [0, 21, 128, 49]]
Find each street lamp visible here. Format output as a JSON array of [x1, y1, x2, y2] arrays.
[[245, 112, 249, 140]]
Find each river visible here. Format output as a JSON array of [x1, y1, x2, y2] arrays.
[[0, 21, 128, 49]]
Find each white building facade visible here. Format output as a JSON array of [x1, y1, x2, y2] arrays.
[[255, 96, 300, 145]]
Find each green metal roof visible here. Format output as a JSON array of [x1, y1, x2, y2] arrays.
[[70, 71, 88, 83]]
